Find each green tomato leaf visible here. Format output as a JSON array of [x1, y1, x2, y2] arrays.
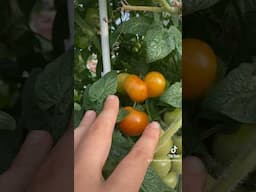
[[117, 16, 152, 36], [35, 50, 73, 110], [0, 111, 16, 131], [204, 63, 256, 123], [82, 71, 117, 113], [160, 82, 182, 108], [89, 71, 117, 102], [116, 108, 129, 123], [145, 26, 180, 63], [140, 166, 174, 192]]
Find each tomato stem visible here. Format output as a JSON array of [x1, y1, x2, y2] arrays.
[[121, 1, 180, 13]]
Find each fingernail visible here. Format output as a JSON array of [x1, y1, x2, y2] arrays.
[[150, 121, 160, 129], [85, 110, 95, 116], [107, 95, 117, 101]]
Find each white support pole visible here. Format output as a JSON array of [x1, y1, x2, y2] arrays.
[[98, 0, 111, 76]]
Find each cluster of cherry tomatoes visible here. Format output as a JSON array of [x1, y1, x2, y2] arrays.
[[117, 71, 167, 136]]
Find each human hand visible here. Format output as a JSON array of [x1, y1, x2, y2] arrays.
[[74, 95, 161, 192], [183, 156, 207, 192]]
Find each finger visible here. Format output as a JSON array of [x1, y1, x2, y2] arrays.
[[28, 129, 74, 192], [0, 130, 52, 192], [75, 95, 119, 172], [106, 122, 160, 192], [183, 156, 207, 192], [74, 110, 96, 150]]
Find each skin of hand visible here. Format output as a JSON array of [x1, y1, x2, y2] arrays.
[[183, 156, 207, 192], [74, 95, 161, 192], [0, 95, 207, 192]]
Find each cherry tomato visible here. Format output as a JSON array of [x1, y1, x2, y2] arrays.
[[124, 75, 148, 102], [118, 107, 149, 136], [162, 172, 178, 189], [117, 73, 129, 94], [152, 155, 172, 177], [183, 39, 217, 99], [144, 71, 167, 98]]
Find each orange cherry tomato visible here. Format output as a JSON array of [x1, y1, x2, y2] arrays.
[[183, 38, 217, 100], [144, 71, 167, 97], [118, 107, 149, 136], [124, 75, 148, 102]]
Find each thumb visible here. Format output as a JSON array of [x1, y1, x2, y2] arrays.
[[0, 130, 52, 192], [183, 156, 207, 192]]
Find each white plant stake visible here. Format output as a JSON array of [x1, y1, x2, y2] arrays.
[[99, 0, 111, 76]]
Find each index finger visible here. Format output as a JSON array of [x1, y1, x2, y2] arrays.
[[75, 95, 119, 172], [106, 122, 160, 191]]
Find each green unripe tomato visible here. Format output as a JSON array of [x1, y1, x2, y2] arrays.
[[171, 158, 182, 174], [162, 172, 178, 189], [173, 136, 182, 154], [164, 109, 181, 125], [155, 137, 172, 156], [212, 124, 256, 165], [152, 155, 172, 178], [117, 73, 129, 94]]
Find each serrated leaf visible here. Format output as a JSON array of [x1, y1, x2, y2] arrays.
[[160, 82, 182, 108], [88, 71, 117, 102], [145, 26, 180, 63], [204, 63, 256, 123], [35, 50, 73, 110], [82, 71, 117, 113], [117, 16, 152, 36], [140, 166, 174, 192]]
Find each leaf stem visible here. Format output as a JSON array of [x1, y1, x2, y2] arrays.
[[122, 4, 163, 12], [121, 1, 181, 13]]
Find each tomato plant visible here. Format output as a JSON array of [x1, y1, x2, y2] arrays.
[[75, 0, 182, 191]]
